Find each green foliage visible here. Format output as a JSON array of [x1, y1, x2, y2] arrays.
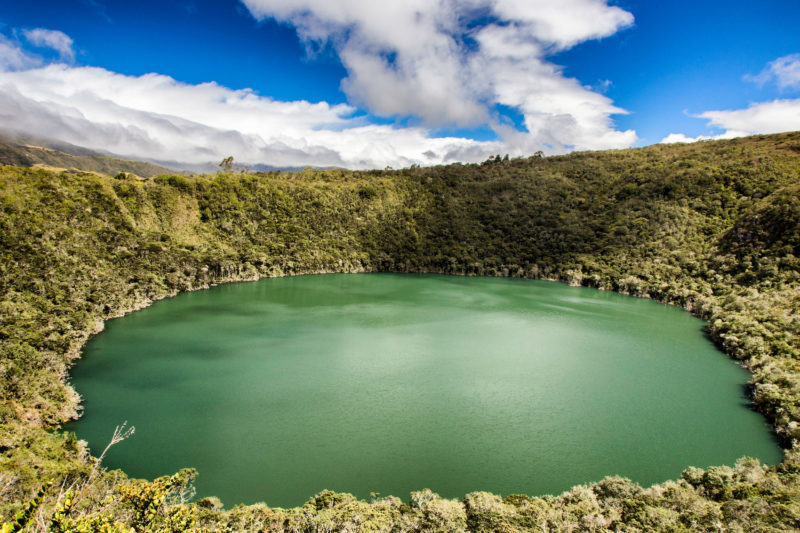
[[2, 131, 800, 530], [0, 482, 49, 533], [116, 469, 197, 531], [218, 156, 234, 172]]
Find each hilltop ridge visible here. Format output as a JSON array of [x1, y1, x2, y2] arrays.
[[0, 131, 178, 178]]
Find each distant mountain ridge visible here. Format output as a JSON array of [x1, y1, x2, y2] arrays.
[[0, 130, 334, 175], [0, 131, 178, 177]]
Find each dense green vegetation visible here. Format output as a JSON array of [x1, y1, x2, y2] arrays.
[[2, 132, 800, 531]]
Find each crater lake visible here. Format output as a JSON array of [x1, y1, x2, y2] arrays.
[[66, 273, 782, 506]]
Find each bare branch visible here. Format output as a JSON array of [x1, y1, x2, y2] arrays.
[[89, 421, 135, 481]]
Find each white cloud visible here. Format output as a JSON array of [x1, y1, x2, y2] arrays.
[[660, 131, 743, 144], [0, 63, 500, 169], [745, 54, 800, 91], [23, 28, 75, 62], [491, 0, 633, 50], [661, 99, 800, 144], [699, 99, 800, 135], [241, 0, 636, 152], [471, 23, 636, 152], [0, 35, 41, 71]]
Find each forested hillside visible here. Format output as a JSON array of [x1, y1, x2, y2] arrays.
[[2, 132, 800, 531]]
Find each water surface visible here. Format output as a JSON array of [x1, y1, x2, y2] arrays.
[[68, 274, 781, 506]]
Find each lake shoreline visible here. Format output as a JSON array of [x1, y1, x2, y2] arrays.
[[68, 272, 782, 507]]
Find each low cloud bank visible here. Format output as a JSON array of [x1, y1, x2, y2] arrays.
[[0, 63, 500, 169], [662, 99, 800, 145]]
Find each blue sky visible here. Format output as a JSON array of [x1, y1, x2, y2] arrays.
[[1, 0, 799, 169]]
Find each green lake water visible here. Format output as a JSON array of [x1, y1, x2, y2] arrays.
[[67, 273, 782, 507]]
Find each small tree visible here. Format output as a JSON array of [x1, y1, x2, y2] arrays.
[[219, 156, 234, 171]]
